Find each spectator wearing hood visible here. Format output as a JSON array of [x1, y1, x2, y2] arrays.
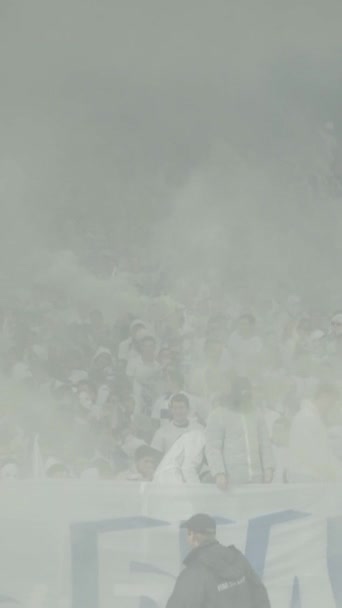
[[89, 347, 115, 385], [151, 369, 206, 426]]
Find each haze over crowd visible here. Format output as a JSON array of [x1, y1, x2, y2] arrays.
[[0, 1, 342, 485]]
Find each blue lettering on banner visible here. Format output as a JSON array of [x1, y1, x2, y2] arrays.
[[70, 512, 342, 608], [245, 510, 309, 576], [70, 516, 169, 608]]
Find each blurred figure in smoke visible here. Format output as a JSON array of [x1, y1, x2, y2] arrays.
[[89, 347, 115, 385], [281, 316, 320, 368], [189, 336, 230, 404], [45, 458, 71, 479], [227, 314, 264, 379], [151, 393, 202, 455], [166, 514, 271, 608], [287, 384, 342, 482], [157, 345, 173, 371], [86, 309, 109, 350], [0, 459, 19, 480], [127, 334, 163, 418], [116, 445, 160, 481], [326, 311, 342, 358], [118, 319, 147, 364], [206, 377, 274, 490]]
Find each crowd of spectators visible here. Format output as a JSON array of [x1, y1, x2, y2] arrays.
[[1, 249, 342, 487]]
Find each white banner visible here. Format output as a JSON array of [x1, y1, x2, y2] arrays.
[[0, 482, 341, 608]]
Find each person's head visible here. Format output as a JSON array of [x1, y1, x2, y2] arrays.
[[91, 348, 113, 372], [169, 393, 190, 425], [130, 320, 146, 342], [138, 335, 156, 362], [181, 513, 216, 549], [77, 381, 95, 410], [236, 314, 256, 338], [331, 312, 342, 337], [134, 445, 159, 481]]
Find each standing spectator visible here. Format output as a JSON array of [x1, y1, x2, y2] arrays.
[[166, 513, 271, 608], [228, 314, 264, 378], [205, 378, 274, 489], [127, 334, 163, 417], [189, 337, 230, 402]]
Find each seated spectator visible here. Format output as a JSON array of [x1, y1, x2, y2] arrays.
[[151, 393, 202, 455], [116, 445, 161, 481], [205, 377, 274, 489]]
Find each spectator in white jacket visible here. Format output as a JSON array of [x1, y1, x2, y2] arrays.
[[151, 393, 203, 455], [153, 429, 206, 483]]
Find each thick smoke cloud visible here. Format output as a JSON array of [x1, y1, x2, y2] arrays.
[[1, 0, 342, 306]]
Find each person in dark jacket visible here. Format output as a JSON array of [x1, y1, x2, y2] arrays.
[[166, 513, 271, 608]]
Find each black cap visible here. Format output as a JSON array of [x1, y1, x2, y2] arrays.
[[180, 513, 216, 534]]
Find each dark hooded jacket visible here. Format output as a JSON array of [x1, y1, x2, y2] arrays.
[[166, 540, 271, 608]]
